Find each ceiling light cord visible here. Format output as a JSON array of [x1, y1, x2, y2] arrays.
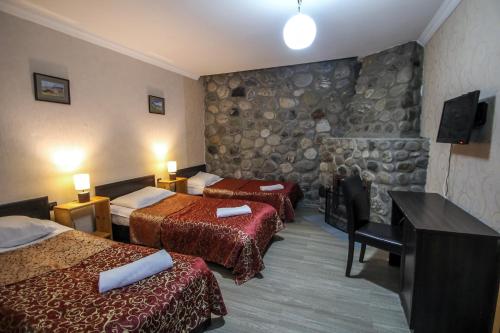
[[297, 0, 302, 13]]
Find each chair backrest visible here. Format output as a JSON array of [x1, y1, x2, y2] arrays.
[[341, 175, 370, 236]]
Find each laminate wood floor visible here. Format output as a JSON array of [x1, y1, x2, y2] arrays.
[[207, 207, 410, 333]]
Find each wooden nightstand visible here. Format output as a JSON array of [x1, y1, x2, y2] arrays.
[[54, 196, 112, 239], [157, 177, 187, 193]]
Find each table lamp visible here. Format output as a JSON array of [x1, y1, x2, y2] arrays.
[[73, 173, 90, 203], [167, 161, 177, 180]]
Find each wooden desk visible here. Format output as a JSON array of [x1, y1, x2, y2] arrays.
[[54, 196, 112, 239], [157, 177, 187, 193], [390, 191, 499, 333]]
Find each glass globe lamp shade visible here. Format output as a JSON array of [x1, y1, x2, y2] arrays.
[[283, 13, 317, 50]]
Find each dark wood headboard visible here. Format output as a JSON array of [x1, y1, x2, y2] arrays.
[[176, 164, 206, 178], [95, 175, 156, 200], [0, 196, 50, 220]]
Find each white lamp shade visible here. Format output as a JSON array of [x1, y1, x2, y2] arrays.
[[73, 173, 90, 191], [283, 13, 317, 50], [167, 161, 177, 173]]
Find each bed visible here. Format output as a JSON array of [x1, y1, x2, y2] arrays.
[[0, 196, 226, 333], [178, 164, 303, 222], [95, 175, 284, 284]]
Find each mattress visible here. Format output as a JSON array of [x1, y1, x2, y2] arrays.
[[110, 204, 134, 226]]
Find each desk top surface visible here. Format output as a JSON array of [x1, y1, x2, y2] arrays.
[[389, 191, 499, 237]]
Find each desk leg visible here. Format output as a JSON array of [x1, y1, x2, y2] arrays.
[[389, 199, 403, 266]]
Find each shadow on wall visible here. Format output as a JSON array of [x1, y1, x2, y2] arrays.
[[453, 95, 495, 160], [29, 58, 69, 88]]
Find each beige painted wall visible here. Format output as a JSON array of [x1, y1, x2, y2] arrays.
[[183, 77, 205, 167], [0, 11, 205, 205], [421, 0, 500, 231]]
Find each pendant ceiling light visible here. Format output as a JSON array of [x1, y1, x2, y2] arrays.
[[283, 0, 317, 50]]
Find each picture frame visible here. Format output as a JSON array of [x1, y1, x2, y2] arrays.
[[33, 73, 70, 104], [148, 95, 165, 115]]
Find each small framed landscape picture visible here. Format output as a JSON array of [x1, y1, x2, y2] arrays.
[[148, 95, 165, 115], [33, 73, 70, 104]]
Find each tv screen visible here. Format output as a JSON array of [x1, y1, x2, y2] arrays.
[[437, 90, 480, 144]]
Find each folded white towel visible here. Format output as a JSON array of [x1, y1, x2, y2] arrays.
[[216, 205, 252, 218], [260, 184, 285, 191], [99, 249, 173, 293]]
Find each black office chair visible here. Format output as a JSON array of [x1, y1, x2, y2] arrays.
[[342, 175, 403, 277]]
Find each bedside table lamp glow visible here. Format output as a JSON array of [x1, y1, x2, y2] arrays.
[[167, 161, 177, 180], [73, 173, 90, 203]]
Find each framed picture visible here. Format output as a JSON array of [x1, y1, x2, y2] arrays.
[[148, 95, 165, 115], [33, 73, 70, 104]]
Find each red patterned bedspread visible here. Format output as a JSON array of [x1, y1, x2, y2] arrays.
[[0, 231, 227, 333], [129, 194, 283, 284], [204, 178, 303, 221], [162, 197, 284, 285], [130, 194, 202, 248]]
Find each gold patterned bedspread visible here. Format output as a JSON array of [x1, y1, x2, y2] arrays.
[[130, 193, 202, 248], [204, 178, 303, 221], [0, 230, 112, 286], [128, 193, 283, 284], [0, 229, 227, 333]]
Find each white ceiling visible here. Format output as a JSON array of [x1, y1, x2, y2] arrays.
[[1, 0, 446, 78]]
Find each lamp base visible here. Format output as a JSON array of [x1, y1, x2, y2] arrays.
[[169, 173, 177, 181], [78, 191, 90, 203]]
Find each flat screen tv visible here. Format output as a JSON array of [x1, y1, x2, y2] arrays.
[[436, 90, 480, 144]]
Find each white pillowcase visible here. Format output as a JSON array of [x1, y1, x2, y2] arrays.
[[188, 172, 223, 188], [0, 216, 58, 248], [187, 185, 205, 195], [110, 204, 135, 218], [110, 186, 175, 209]]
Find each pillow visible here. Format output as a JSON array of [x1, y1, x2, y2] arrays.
[[110, 186, 175, 209], [187, 184, 205, 195], [188, 172, 222, 188], [110, 204, 135, 218], [0, 216, 57, 248]]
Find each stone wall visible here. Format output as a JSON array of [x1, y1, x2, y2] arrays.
[[203, 41, 427, 215], [319, 138, 429, 223], [346, 43, 423, 137], [204, 57, 359, 204]]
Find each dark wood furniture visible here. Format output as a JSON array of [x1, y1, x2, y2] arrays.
[[95, 175, 155, 200], [325, 178, 348, 232], [95, 175, 156, 243], [390, 191, 499, 333], [342, 175, 403, 277], [0, 196, 50, 219], [176, 164, 206, 178], [326, 175, 372, 232]]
